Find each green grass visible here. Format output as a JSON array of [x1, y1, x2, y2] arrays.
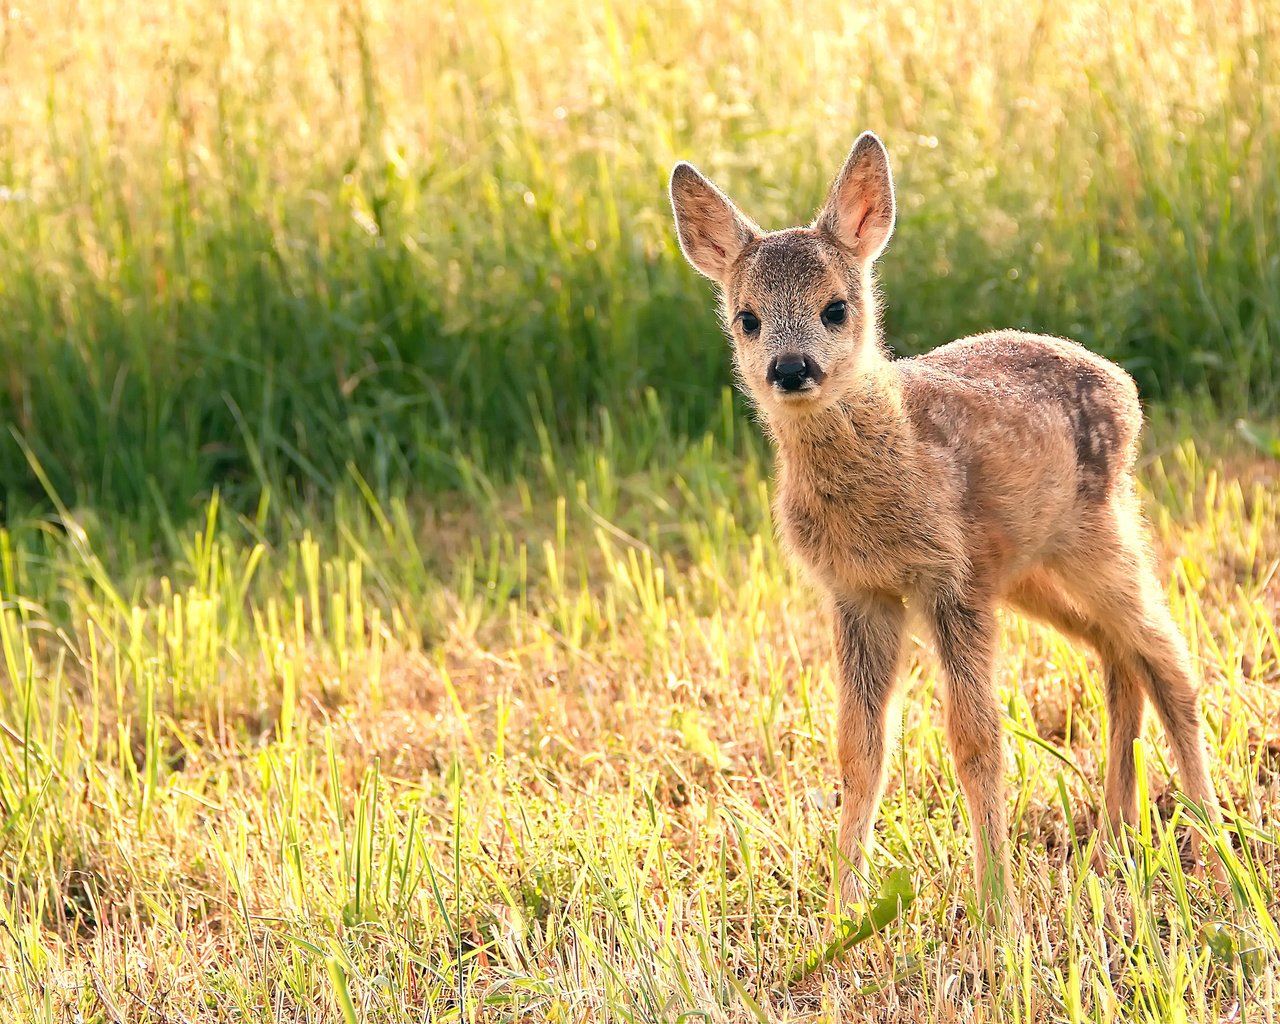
[[2, 1, 1280, 1020], [1, 0, 1279, 513], [0, 411, 1277, 1021]]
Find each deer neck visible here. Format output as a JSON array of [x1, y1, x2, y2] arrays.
[[770, 363, 914, 499]]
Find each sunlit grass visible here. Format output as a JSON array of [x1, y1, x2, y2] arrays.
[[1, 0, 1279, 1019], [0, 410, 1276, 1020]]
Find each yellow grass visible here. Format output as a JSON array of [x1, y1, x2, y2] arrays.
[[1, 420, 1278, 1020], [1, 0, 1279, 1019]]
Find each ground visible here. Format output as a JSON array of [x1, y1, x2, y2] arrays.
[[0, 418, 1277, 1022]]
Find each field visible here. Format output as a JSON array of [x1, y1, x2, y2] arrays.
[[1, 0, 1280, 1021], [3, 413, 1279, 1021]]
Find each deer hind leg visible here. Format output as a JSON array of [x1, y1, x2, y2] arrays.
[[928, 592, 1011, 911], [1100, 660, 1147, 834], [1118, 592, 1221, 848], [1055, 526, 1223, 875], [1007, 569, 1146, 837]]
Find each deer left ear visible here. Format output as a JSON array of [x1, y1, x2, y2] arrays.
[[814, 132, 896, 263]]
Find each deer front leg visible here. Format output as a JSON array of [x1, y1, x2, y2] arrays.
[[928, 592, 1012, 914], [828, 593, 906, 916]]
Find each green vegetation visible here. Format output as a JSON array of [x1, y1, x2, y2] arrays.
[[1, 1, 1278, 1020], [2, 414, 1278, 1020], [1, 0, 1278, 513]]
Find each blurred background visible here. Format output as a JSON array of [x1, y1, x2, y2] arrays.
[[1, 0, 1277, 522]]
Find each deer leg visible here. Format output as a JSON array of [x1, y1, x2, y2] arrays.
[[929, 591, 1011, 912], [1007, 570, 1147, 841], [1056, 532, 1224, 880], [828, 592, 906, 915]]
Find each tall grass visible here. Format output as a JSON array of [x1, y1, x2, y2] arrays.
[[1, 0, 1278, 517]]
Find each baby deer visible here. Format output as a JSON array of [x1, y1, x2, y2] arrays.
[[668, 132, 1223, 913]]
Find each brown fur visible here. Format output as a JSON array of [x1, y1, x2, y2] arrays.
[[669, 133, 1223, 914]]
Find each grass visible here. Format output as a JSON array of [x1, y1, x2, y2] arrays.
[[2, 0, 1280, 1019], [0, 408, 1277, 1021], [1, 0, 1279, 513]]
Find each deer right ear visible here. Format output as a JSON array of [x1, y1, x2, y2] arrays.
[[669, 163, 759, 284], [814, 132, 896, 263]]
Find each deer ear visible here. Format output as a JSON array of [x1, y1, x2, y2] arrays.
[[814, 132, 896, 262], [669, 162, 759, 284]]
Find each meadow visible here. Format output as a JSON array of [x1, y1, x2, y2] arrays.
[[1, 0, 1279, 1020]]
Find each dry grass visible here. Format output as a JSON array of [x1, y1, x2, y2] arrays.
[[1, 421, 1277, 1022], [2, 0, 1280, 1018]]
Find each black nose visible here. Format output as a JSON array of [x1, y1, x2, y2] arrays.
[[767, 353, 817, 391]]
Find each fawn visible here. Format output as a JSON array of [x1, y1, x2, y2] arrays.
[[668, 132, 1223, 914]]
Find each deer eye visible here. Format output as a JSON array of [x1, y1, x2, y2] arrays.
[[821, 300, 848, 328], [737, 310, 761, 335]]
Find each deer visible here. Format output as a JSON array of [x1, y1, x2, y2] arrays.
[[667, 132, 1224, 917]]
